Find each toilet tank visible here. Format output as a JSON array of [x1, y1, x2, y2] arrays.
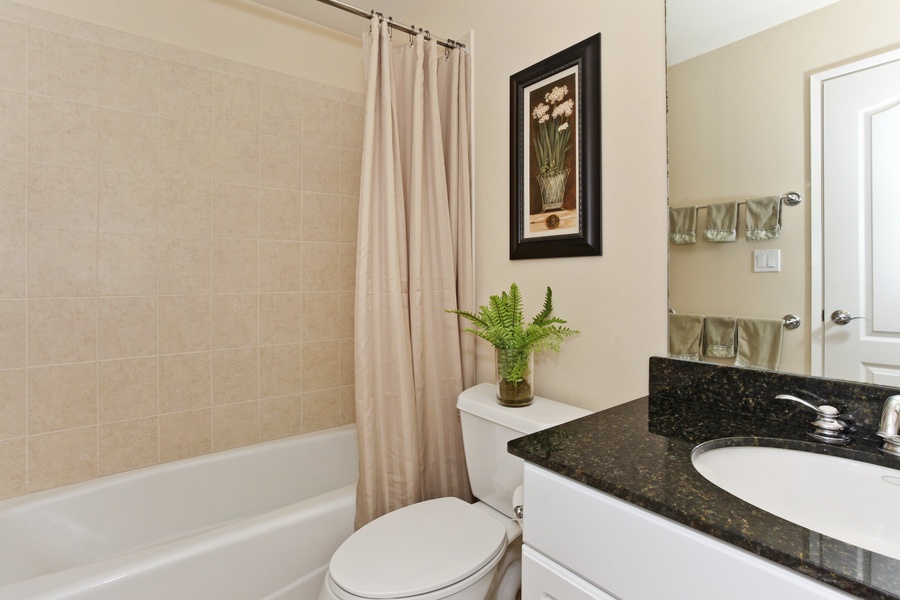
[[457, 383, 591, 518]]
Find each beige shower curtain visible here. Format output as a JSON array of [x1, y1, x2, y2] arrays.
[[353, 18, 474, 528]]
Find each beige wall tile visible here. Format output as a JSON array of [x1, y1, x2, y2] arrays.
[[159, 295, 210, 354], [259, 395, 301, 441], [302, 94, 340, 146], [0, 369, 25, 440], [0, 230, 26, 299], [301, 388, 340, 433], [28, 230, 97, 298], [98, 233, 157, 296], [213, 127, 259, 187], [159, 178, 211, 237], [99, 46, 161, 115], [28, 362, 97, 434], [339, 385, 356, 426], [159, 408, 211, 463], [339, 149, 361, 197], [0, 300, 25, 369], [215, 74, 259, 133], [302, 242, 339, 292], [0, 90, 26, 161], [0, 20, 26, 92], [99, 108, 159, 174], [259, 135, 302, 190], [260, 187, 301, 241], [211, 239, 258, 294], [160, 61, 214, 125], [99, 171, 158, 235], [98, 296, 157, 359], [301, 340, 340, 392], [301, 292, 340, 342], [211, 347, 258, 405], [27, 163, 98, 232], [301, 142, 340, 194], [0, 438, 26, 500], [28, 298, 96, 366], [98, 357, 158, 423], [0, 159, 26, 230], [260, 83, 302, 140], [158, 236, 210, 295], [339, 291, 354, 340], [210, 293, 258, 350], [212, 400, 258, 451], [259, 293, 301, 346], [339, 338, 354, 387], [339, 243, 356, 292], [99, 417, 158, 476], [339, 195, 359, 244], [28, 95, 98, 168], [211, 183, 257, 239], [159, 352, 210, 413], [259, 344, 301, 398], [259, 240, 301, 293], [340, 102, 364, 151], [28, 427, 98, 492], [159, 119, 211, 181], [28, 28, 98, 104], [301, 192, 339, 243]]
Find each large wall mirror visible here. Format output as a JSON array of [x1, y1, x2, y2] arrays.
[[666, 0, 900, 381]]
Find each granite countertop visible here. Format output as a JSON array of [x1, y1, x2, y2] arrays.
[[508, 394, 900, 600]]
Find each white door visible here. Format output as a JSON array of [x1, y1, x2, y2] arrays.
[[816, 50, 900, 384]]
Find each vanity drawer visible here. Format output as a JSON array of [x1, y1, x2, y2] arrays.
[[522, 545, 617, 600], [523, 464, 854, 600]]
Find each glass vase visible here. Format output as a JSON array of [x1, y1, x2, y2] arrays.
[[495, 348, 534, 407]]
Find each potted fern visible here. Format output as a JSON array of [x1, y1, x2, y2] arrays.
[[448, 283, 579, 407]]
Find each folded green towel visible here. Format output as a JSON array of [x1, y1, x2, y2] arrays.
[[704, 316, 736, 358], [704, 201, 738, 243], [745, 196, 782, 240], [669, 206, 697, 245], [668, 313, 703, 361], [735, 317, 784, 370]]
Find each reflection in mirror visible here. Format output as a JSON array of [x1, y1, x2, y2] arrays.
[[666, 0, 900, 379]]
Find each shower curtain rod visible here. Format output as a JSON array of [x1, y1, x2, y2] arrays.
[[314, 0, 466, 50]]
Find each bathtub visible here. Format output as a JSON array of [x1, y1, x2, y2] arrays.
[[0, 424, 358, 600]]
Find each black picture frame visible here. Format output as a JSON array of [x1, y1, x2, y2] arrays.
[[509, 34, 601, 260]]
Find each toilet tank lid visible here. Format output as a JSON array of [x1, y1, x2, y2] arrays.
[[457, 384, 592, 435]]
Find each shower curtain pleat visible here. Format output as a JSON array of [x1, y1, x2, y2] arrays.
[[354, 18, 473, 529]]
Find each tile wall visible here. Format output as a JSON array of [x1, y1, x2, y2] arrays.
[[0, 3, 362, 498]]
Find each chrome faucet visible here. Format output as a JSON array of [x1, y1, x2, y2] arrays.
[[776, 394, 850, 443], [877, 395, 900, 456]]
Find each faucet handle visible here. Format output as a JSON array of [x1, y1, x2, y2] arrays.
[[776, 394, 850, 444], [877, 395, 900, 456]]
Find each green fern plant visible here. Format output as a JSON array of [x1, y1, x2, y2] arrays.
[[448, 283, 579, 403]]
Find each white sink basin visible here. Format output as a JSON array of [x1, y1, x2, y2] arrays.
[[691, 443, 900, 560]]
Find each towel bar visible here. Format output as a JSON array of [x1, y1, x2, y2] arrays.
[[693, 192, 802, 212], [668, 310, 801, 330]]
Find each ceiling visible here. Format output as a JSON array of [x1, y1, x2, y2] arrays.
[[252, 0, 841, 66]]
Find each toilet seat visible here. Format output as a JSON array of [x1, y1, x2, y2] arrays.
[[328, 497, 508, 599]]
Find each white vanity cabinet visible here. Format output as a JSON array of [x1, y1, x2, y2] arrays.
[[522, 463, 856, 600]]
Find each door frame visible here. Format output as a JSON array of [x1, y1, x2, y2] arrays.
[[810, 47, 900, 376]]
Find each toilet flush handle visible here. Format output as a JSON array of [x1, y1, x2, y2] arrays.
[[514, 504, 524, 519]]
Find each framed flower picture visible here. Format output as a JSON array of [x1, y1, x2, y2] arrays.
[[509, 34, 601, 259]]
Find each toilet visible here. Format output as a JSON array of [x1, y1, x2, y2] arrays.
[[319, 383, 591, 600]]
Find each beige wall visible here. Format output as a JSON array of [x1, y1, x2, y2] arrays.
[[0, 0, 362, 499], [668, 0, 900, 375], [404, 0, 669, 410], [7, 0, 365, 93]]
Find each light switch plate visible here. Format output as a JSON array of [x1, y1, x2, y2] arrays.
[[753, 249, 780, 272]]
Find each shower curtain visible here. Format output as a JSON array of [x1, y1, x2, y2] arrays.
[[353, 17, 474, 528]]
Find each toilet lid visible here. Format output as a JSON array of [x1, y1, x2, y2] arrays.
[[329, 497, 507, 599]]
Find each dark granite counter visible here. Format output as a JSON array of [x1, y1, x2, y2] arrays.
[[508, 358, 900, 600]]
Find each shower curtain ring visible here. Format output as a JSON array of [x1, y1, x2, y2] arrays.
[[387, 16, 393, 38], [424, 29, 431, 41], [409, 27, 415, 46]]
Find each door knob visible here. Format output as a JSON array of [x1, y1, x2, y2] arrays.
[[831, 310, 865, 325]]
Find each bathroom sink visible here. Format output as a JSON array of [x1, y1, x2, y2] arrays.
[[691, 443, 900, 560]]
